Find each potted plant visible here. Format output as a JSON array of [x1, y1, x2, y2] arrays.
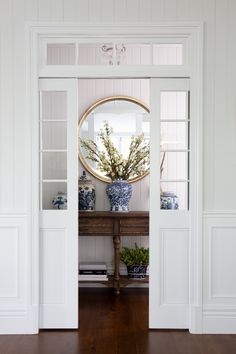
[[120, 243, 149, 279]]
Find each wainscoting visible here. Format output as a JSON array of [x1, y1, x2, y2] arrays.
[[203, 211, 236, 333], [2, 210, 236, 334], [0, 212, 37, 334]]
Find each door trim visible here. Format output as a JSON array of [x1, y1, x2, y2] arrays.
[[27, 22, 203, 333]]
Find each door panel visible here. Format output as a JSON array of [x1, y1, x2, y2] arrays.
[[149, 79, 190, 328], [39, 79, 78, 328]]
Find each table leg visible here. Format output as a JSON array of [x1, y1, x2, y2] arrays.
[[113, 235, 121, 294]]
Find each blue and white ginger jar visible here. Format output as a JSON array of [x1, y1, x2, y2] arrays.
[[52, 192, 67, 209], [79, 171, 96, 211], [160, 191, 179, 210], [106, 180, 132, 212]]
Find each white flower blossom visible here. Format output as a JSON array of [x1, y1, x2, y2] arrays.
[[79, 122, 151, 181]]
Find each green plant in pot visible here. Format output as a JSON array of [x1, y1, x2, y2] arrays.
[[120, 243, 149, 279]]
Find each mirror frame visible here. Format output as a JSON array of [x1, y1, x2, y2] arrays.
[[78, 95, 150, 183]]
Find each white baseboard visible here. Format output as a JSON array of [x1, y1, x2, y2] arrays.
[[0, 212, 38, 334], [0, 305, 38, 334], [203, 211, 236, 333], [189, 305, 203, 333], [203, 306, 236, 334]]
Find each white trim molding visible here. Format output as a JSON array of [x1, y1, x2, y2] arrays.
[[203, 211, 236, 333], [0, 212, 38, 334], [203, 305, 236, 334], [27, 22, 203, 334], [204, 210, 236, 217], [27, 21, 203, 79]]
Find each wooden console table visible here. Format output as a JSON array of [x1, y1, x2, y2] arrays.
[[79, 211, 149, 294]]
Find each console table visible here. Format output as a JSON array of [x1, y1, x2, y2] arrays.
[[79, 211, 149, 294]]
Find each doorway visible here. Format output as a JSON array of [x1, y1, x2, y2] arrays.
[[38, 76, 191, 329], [77, 78, 150, 302], [31, 23, 202, 333]]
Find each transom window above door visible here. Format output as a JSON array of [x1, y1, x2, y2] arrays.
[[41, 40, 187, 68]]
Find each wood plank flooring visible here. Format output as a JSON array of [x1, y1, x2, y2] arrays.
[[0, 288, 236, 354]]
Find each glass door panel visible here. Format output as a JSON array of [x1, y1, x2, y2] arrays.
[[161, 121, 188, 150], [39, 78, 78, 329], [161, 151, 188, 181], [42, 182, 67, 210], [42, 122, 67, 150], [41, 91, 67, 120], [42, 152, 67, 180], [40, 90, 68, 210], [160, 181, 188, 210], [160, 90, 189, 210], [160, 91, 187, 120], [149, 78, 190, 329]]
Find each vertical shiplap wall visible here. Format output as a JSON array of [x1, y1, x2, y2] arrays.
[[0, 0, 236, 332], [78, 79, 150, 270], [0, 0, 235, 211], [0, 1, 15, 209]]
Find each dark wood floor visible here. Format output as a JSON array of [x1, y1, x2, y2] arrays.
[[0, 288, 236, 354]]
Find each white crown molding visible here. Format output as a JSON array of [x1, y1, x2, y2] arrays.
[[26, 21, 203, 34]]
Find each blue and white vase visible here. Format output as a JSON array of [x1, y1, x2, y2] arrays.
[[79, 171, 96, 211], [52, 192, 67, 209], [106, 180, 132, 212], [127, 265, 148, 279], [160, 191, 179, 210]]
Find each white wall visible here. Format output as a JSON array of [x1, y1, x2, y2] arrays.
[[0, 0, 236, 333], [78, 78, 149, 272]]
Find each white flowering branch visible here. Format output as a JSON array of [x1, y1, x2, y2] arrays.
[[80, 121, 150, 181]]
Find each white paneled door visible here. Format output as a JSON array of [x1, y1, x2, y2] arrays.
[[149, 79, 190, 328], [39, 79, 78, 328], [38, 77, 190, 330]]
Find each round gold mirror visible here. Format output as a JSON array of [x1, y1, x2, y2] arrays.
[[78, 96, 150, 183]]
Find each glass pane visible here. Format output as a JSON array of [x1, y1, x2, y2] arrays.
[[42, 152, 67, 180], [42, 182, 67, 210], [153, 44, 182, 65], [78, 43, 151, 66], [161, 121, 187, 150], [119, 44, 150, 65], [161, 151, 188, 181], [42, 122, 67, 150], [47, 43, 76, 65], [160, 182, 188, 210], [78, 43, 113, 65], [41, 91, 67, 121], [160, 92, 187, 120], [46, 42, 183, 66]]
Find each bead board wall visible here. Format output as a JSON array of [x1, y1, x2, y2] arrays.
[[78, 79, 150, 274]]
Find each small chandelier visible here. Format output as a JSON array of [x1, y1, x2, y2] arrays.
[[101, 43, 126, 65]]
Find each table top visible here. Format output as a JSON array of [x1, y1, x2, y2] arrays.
[[79, 210, 149, 218]]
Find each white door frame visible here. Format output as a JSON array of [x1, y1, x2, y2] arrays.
[[27, 22, 203, 333]]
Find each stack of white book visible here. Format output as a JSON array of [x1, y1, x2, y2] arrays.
[[78, 262, 108, 281]]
